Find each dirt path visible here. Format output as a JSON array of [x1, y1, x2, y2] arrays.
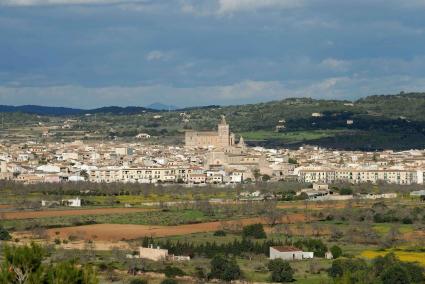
[[47, 213, 308, 241], [1, 207, 155, 220]]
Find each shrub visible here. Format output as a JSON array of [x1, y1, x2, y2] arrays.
[[0, 226, 11, 241], [328, 258, 368, 278], [54, 238, 61, 245], [294, 239, 328, 257], [380, 264, 410, 284], [213, 230, 227, 236], [129, 279, 148, 284], [401, 217, 413, 224], [242, 223, 267, 239], [339, 187, 353, 195], [330, 245, 342, 259], [163, 266, 185, 278], [209, 255, 241, 281], [268, 259, 294, 282]]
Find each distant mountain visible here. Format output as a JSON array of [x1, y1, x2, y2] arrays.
[[87, 106, 157, 114], [0, 105, 83, 116], [0, 105, 157, 116], [146, 103, 178, 111]]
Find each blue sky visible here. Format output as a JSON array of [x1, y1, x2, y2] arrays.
[[1, 0, 425, 108]]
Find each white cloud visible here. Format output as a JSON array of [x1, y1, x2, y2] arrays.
[[2, 75, 425, 108], [145, 50, 172, 62], [217, 0, 304, 14], [320, 58, 350, 71]]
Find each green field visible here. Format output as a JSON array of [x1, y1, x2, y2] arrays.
[[240, 129, 346, 143]]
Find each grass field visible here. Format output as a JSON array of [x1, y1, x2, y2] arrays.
[[240, 129, 347, 143], [361, 250, 425, 266]]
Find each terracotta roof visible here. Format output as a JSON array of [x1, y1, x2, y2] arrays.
[[271, 246, 302, 252]]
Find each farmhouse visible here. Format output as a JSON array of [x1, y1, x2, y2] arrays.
[[139, 245, 168, 261], [269, 246, 314, 261]]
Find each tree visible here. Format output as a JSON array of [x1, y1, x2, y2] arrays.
[[262, 174, 271, 182], [0, 226, 11, 241], [253, 169, 261, 181], [163, 266, 185, 278], [242, 223, 267, 239], [268, 259, 294, 282], [0, 243, 45, 284], [0, 243, 98, 284], [380, 264, 411, 284], [263, 201, 283, 227], [45, 261, 98, 284], [209, 255, 241, 281], [80, 170, 89, 180], [330, 245, 342, 259], [339, 187, 353, 195]]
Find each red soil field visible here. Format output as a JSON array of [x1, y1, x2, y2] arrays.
[[47, 214, 308, 241], [1, 208, 155, 220]]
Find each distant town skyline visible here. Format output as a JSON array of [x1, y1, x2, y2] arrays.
[[1, 0, 425, 108]]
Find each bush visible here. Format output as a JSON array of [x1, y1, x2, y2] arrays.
[[380, 264, 410, 284], [54, 238, 61, 245], [163, 266, 185, 278], [242, 223, 267, 239], [294, 239, 328, 257], [339, 187, 353, 195], [268, 259, 294, 282], [401, 217, 413, 224], [0, 226, 11, 241], [330, 245, 342, 259], [213, 230, 227, 236], [328, 258, 368, 278], [209, 255, 241, 281], [129, 279, 148, 284], [0, 243, 98, 283]]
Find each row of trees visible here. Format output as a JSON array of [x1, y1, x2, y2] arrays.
[[140, 232, 331, 259]]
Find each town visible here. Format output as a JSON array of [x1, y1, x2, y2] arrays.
[[1, 117, 424, 187]]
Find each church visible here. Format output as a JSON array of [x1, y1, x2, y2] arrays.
[[185, 116, 235, 148]]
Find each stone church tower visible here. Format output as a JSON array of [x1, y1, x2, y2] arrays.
[[218, 115, 233, 147], [185, 115, 234, 148]]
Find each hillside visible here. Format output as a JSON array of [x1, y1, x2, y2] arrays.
[[1, 92, 425, 150], [0, 105, 157, 115]]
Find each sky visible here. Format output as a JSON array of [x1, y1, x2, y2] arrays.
[[0, 0, 425, 108]]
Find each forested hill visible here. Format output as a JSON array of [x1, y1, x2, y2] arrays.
[[1, 92, 425, 150], [0, 105, 157, 115]]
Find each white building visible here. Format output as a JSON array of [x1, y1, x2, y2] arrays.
[[139, 245, 168, 261], [62, 197, 81, 207], [270, 246, 314, 261]]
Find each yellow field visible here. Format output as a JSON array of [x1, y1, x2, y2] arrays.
[[361, 250, 425, 266]]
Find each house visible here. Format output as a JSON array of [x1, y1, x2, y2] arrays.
[[270, 246, 314, 261], [135, 133, 151, 139], [62, 197, 81, 207], [139, 245, 169, 261]]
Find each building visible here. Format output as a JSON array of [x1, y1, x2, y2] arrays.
[[139, 245, 168, 261], [62, 197, 81, 207], [270, 246, 314, 261], [185, 116, 235, 148]]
